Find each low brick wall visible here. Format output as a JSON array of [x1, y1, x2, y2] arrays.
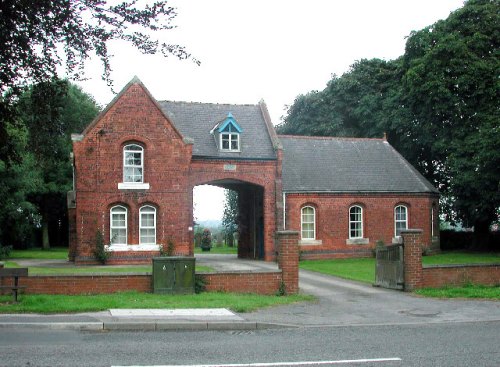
[[8, 272, 284, 296], [402, 230, 500, 290], [199, 271, 282, 295], [422, 264, 500, 288], [20, 274, 151, 295]]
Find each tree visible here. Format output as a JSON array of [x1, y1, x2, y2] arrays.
[[222, 189, 238, 247], [401, 0, 499, 242], [0, 0, 197, 162], [279, 0, 500, 246], [16, 79, 100, 249]]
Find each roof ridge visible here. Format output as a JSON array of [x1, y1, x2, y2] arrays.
[[158, 100, 259, 108], [277, 134, 385, 142]]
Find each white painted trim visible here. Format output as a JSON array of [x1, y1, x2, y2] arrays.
[[118, 182, 150, 190], [299, 239, 322, 245], [107, 244, 160, 252], [346, 238, 369, 245]]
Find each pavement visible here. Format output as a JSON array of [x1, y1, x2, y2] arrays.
[[1, 254, 499, 331]]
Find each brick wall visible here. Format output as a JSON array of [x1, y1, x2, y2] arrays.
[[8, 229, 300, 296], [402, 230, 500, 290], [286, 192, 439, 259], [72, 82, 193, 263], [200, 271, 282, 295], [422, 265, 500, 288], [19, 275, 151, 295], [276, 231, 299, 294]]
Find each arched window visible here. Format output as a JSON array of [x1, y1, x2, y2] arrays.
[[394, 205, 408, 237], [110, 205, 127, 244], [123, 144, 143, 183], [301, 206, 316, 240], [139, 205, 156, 245], [349, 206, 363, 239]]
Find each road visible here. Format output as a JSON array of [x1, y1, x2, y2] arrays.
[[1, 321, 499, 367]]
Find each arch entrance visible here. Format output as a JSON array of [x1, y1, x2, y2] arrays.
[[194, 179, 265, 260]]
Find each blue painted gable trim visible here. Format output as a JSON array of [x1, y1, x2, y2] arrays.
[[217, 113, 243, 133]]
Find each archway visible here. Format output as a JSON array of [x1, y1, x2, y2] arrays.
[[193, 179, 265, 260]]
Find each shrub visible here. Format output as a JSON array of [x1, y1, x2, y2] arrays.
[[0, 244, 12, 260], [159, 239, 175, 257], [93, 230, 110, 264], [201, 228, 212, 251]]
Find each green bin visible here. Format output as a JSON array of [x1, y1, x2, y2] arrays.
[[152, 257, 195, 294]]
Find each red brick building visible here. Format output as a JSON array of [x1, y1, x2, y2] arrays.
[[68, 78, 439, 264]]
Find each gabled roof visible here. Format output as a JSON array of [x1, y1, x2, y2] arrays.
[[279, 135, 438, 194], [79, 76, 183, 141], [212, 113, 243, 134], [158, 101, 277, 160]]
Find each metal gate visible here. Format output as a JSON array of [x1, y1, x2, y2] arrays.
[[375, 244, 404, 290]]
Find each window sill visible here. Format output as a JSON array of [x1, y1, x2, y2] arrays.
[[107, 244, 160, 252], [118, 182, 150, 190], [346, 238, 369, 245], [299, 239, 322, 246]]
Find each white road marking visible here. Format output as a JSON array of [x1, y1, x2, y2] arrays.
[[113, 357, 402, 367]]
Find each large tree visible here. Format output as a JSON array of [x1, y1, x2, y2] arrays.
[[14, 80, 100, 248], [279, 0, 499, 244], [401, 0, 499, 240], [0, 0, 197, 162]]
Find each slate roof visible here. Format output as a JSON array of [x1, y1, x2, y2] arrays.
[[279, 135, 438, 194], [158, 101, 277, 160]]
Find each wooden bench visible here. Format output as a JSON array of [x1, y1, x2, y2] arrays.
[[0, 268, 28, 302]]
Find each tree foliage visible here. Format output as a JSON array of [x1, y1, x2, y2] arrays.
[[0, 80, 100, 248], [0, 0, 197, 162], [222, 189, 238, 247], [278, 0, 499, 241]]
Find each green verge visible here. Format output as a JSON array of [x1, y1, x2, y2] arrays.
[[194, 246, 238, 254], [4, 261, 213, 275], [299, 258, 375, 284], [299, 251, 500, 285], [422, 251, 500, 265], [10, 248, 68, 260], [0, 291, 314, 314], [414, 284, 500, 300]]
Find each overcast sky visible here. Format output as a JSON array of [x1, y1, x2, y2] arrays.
[[76, 0, 465, 221]]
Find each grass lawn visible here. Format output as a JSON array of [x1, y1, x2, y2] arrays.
[[414, 284, 500, 300], [0, 291, 314, 314], [3, 261, 213, 275], [300, 258, 375, 284], [10, 247, 68, 260], [299, 251, 500, 285], [422, 251, 500, 265], [194, 245, 238, 254]]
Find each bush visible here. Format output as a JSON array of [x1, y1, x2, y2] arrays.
[[201, 228, 212, 252], [0, 244, 12, 260], [93, 230, 110, 264], [159, 239, 175, 257]]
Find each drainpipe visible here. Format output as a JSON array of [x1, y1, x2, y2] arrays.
[[282, 192, 286, 230]]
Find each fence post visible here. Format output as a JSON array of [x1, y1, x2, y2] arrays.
[[276, 231, 299, 294], [402, 229, 423, 291]]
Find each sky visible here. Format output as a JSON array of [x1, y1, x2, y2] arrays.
[[75, 0, 465, 221]]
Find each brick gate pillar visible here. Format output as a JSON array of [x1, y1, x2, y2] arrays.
[[276, 230, 299, 294], [402, 229, 423, 291]]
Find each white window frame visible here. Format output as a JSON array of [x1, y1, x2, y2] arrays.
[[139, 205, 156, 245], [394, 205, 408, 237], [220, 133, 240, 152], [110, 205, 127, 245], [349, 205, 363, 239], [123, 144, 144, 183], [301, 206, 316, 240]]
